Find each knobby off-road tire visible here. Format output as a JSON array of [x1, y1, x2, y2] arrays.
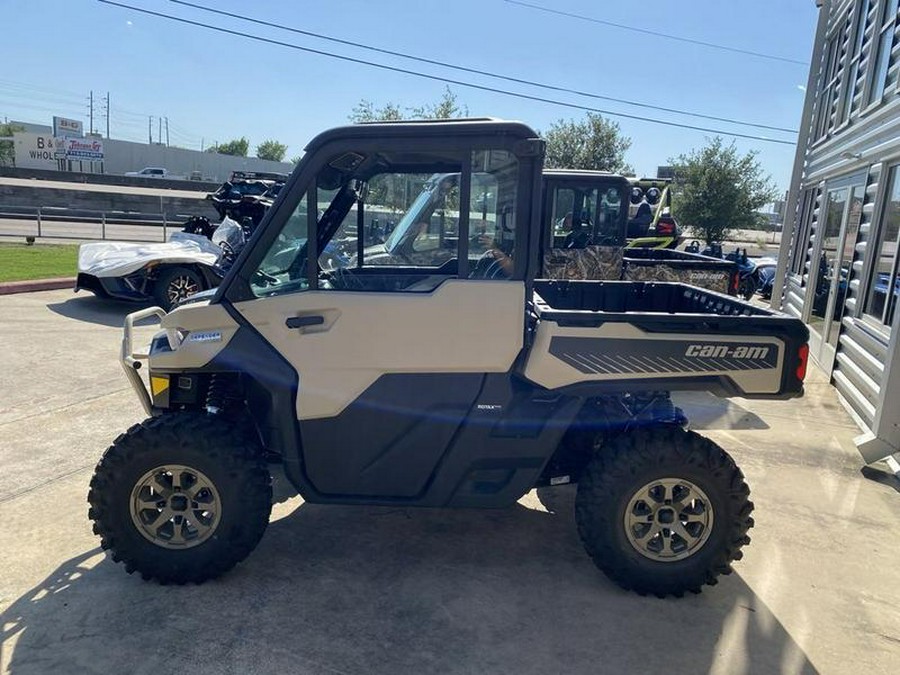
[[575, 427, 753, 598], [88, 413, 272, 584], [739, 275, 759, 301]]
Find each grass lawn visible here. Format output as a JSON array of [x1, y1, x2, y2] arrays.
[[0, 243, 79, 282]]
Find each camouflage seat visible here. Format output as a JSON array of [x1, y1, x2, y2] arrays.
[[541, 245, 624, 280]]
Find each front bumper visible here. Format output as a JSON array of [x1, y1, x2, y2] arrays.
[[76, 272, 153, 302], [121, 306, 181, 416]]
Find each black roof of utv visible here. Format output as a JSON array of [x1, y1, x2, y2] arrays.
[[303, 118, 540, 154]]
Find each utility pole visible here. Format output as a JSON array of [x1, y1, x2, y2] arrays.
[[165, 117, 169, 147], [149, 116, 153, 144], [104, 92, 110, 138], [88, 90, 94, 135], [201, 137, 204, 152], [158, 117, 162, 145]]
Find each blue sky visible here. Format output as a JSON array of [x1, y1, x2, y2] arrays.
[[3, 0, 817, 191]]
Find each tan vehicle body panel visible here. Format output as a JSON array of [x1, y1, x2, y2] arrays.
[[145, 301, 239, 371], [234, 280, 526, 420], [523, 320, 785, 395]]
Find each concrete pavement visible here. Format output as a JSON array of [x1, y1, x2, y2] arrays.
[[1, 289, 899, 674]]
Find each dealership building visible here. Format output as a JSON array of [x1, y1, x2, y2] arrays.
[[774, 0, 900, 473], [9, 118, 292, 182]]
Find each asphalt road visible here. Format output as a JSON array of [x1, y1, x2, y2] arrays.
[[1, 290, 899, 674], [0, 217, 171, 243]]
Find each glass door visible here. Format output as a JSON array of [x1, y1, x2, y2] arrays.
[[807, 180, 864, 371]]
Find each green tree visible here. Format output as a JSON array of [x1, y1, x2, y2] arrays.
[[349, 100, 403, 123], [349, 87, 468, 122], [348, 89, 469, 215], [0, 123, 24, 166], [411, 87, 469, 119], [669, 137, 778, 245], [208, 137, 249, 157], [256, 139, 287, 162], [290, 155, 302, 165], [543, 113, 632, 173]]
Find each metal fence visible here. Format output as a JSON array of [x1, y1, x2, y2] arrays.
[[0, 205, 195, 243]]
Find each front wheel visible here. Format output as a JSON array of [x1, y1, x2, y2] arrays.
[[88, 413, 272, 583], [153, 266, 204, 311], [575, 427, 753, 597]]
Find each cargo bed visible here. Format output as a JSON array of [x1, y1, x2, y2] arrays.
[[523, 280, 809, 398]]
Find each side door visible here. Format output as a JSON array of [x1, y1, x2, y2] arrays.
[[227, 140, 531, 499]]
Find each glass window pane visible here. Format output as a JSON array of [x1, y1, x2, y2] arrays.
[[250, 192, 310, 297], [795, 189, 817, 276], [841, 61, 858, 121], [469, 150, 518, 278], [854, 1, 870, 54], [827, 185, 865, 347], [356, 172, 461, 269], [811, 187, 847, 328], [865, 166, 900, 321], [867, 29, 892, 105]]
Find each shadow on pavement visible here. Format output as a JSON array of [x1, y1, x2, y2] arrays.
[[861, 464, 900, 494], [1, 491, 817, 675], [47, 295, 153, 328], [675, 391, 770, 431]]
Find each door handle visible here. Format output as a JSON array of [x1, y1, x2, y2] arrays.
[[286, 315, 325, 329]]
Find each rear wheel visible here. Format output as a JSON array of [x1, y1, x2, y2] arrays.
[[153, 266, 204, 311], [739, 274, 758, 300], [88, 413, 272, 583], [575, 427, 753, 597]]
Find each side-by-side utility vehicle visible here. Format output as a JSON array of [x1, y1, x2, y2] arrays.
[[89, 119, 809, 597]]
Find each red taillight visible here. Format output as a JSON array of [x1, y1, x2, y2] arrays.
[[796, 344, 809, 381], [657, 221, 675, 235], [732, 272, 740, 293]]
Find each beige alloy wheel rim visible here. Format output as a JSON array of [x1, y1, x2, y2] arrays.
[[130, 464, 222, 549], [623, 477, 714, 562]]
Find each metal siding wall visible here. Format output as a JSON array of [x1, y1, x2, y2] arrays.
[[783, 1, 900, 447], [802, 188, 824, 291]]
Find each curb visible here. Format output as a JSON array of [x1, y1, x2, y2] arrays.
[[0, 277, 76, 296]]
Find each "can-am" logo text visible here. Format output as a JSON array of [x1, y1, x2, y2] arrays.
[[685, 344, 770, 359]]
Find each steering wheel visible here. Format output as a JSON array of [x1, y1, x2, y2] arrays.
[[328, 266, 366, 290], [469, 250, 508, 279], [252, 269, 279, 287]]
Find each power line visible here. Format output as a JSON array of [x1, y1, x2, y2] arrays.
[[0, 79, 86, 102], [0, 99, 85, 117], [96, 0, 796, 146], [169, 0, 796, 134], [503, 0, 809, 66]]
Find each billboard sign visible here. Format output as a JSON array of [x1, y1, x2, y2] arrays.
[[14, 133, 58, 169], [53, 116, 84, 138], [63, 137, 104, 161]]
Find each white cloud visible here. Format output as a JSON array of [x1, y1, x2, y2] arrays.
[[126, 20, 133, 27], [796, 84, 806, 92]]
